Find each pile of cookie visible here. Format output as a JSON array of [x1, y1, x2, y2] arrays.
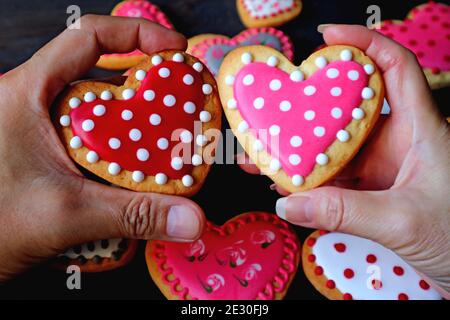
[[53, 0, 448, 300]]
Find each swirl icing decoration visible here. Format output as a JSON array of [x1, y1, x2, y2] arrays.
[[56, 51, 222, 195], [237, 0, 302, 28], [97, 0, 175, 70], [377, 1, 450, 89], [302, 231, 442, 300], [188, 28, 294, 76], [146, 212, 300, 300], [217, 45, 384, 193]]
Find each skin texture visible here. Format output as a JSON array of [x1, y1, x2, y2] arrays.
[[241, 25, 450, 295], [0, 15, 207, 283]]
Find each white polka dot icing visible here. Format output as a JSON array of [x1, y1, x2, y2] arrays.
[[231, 56, 372, 180], [60, 115, 71, 126], [309, 232, 442, 300]]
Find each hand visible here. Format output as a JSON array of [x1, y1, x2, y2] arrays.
[[241, 25, 450, 294], [0, 15, 206, 283]]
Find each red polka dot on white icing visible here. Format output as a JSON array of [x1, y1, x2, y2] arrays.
[[304, 85, 316, 96], [326, 68, 340, 79], [314, 126, 326, 137], [183, 74, 194, 85], [108, 138, 121, 150], [253, 97, 265, 109], [157, 137, 169, 150], [331, 107, 343, 119], [122, 89, 135, 100], [93, 104, 106, 117], [121, 109, 133, 121], [136, 148, 149, 161], [143, 90, 155, 101], [330, 87, 342, 97], [149, 113, 161, 126], [163, 95, 176, 107], [243, 74, 255, 86], [269, 79, 282, 91], [348, 70, 360, 81], [269, 125, 280, 136], [129, 128, 142, 142], [304, 110, 315, 121], [183, 101, 196, 114], [289, 154, 301, 166], [279, 100, 292, 112], [180, 130, 193, 143], [171, 157, 183, 170], [158, 67, 171, 78], [82, 119, 95, 132], [290, 136, 302, 147]]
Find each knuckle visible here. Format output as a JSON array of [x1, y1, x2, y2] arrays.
[[314, 189, 345, 231], [119, 196, 162, 238]]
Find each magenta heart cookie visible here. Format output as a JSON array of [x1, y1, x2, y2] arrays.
[[56, 51, 221, 196], [237, 0, 302, 28], [146, 212, 300, 300], [217, 46, 384, 192], [377, 1, 450, 89], [189, 28, 294, 76], [97, 0, 174, 70], [302, 231, 442, 300]]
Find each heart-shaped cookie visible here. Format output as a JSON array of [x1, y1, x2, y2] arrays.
[[56, 51, 221, 196], [377, 1, 450, 89], [96, 0, 174, 70], [54, 239, 138, 272], [146, 212, 300, 300], [302, 231, 442, 300], [217, 45, 384, 192], [237, 0, 302, 28], [188, 28, 294, 76]]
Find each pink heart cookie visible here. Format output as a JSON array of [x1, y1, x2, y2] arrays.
[[237, 0, 302, 28], [146, 212, 300, 300], [302, 231, 442, 300], [377, 1, 450, 89], [96, 0, 174, 70], [188, 28, 294, 76], [217, 46, 384, 192]]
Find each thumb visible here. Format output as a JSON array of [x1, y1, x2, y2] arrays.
[[62, 180, 205, 244], [275, 187, 415, 245]]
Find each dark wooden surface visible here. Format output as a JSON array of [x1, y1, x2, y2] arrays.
[[0, 0, 448, 299]]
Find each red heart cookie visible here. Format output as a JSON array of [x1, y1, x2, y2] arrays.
[[188, 28, 294, 76], [56, 51, 221, 196], [96, 0, 174, 70], [377, 1, 450, 89], [146, 212, 300, 300], [237, 0, 302, 28], [217, 46, 384, 192], [54, 239, 138, 273], [302, 231, 442, 300]]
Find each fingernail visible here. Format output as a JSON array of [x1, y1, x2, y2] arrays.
[[276, 196, 314, 224], [317, 24, 333, 33], [166, 206, 200, 240], [270, 183, 277, 191]]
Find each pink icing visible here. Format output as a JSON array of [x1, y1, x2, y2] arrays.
[[105, 1, 174, 58], [234, 61, 368, 177], [151, 212, 299, 300], [378, 2, 450, 72]]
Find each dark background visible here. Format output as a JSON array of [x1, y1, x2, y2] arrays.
[[0, 0, 448, 299]]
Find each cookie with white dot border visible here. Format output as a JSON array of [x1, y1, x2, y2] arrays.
[[302, 231, 442, 300], [217, 45, 384, 193], [376, 2, 450, 89], [54, 239, 138, 272], [236, 0, 302, 28], [56, 51, 221, 196]]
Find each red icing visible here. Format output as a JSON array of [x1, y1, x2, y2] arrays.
[[150, 212, 299, 300], [378, 2, 450, 72], [372, 279, 383, 290], [326, 279, 336, 289], [419, 280, 430, 290], [393, 266, 404, 276], [334, 243, 346, 253], [319, 230, 329, 235], [314, 266, 323, 275], [398, 293, 409, 300], [234, 61, 368, 177], [343, 293, 353, 300], [307, 238, 316, 247], [366, 254, 377, 263], [70, 61, 204, 178], [307, 254, 316, 262], [343, 268, 354, 279]]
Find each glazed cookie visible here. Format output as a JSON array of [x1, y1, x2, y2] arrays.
[[188, 28, 294, 76], [146, 212, 300, 300], [55, 51, 222, 196], [96, 0, 174, 70], [302, 231, 442, 300], [377, 2, 450, 89], [237, 0, 302, 28], [54, 239, 138, 272], [217, 46, 384, 193]]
